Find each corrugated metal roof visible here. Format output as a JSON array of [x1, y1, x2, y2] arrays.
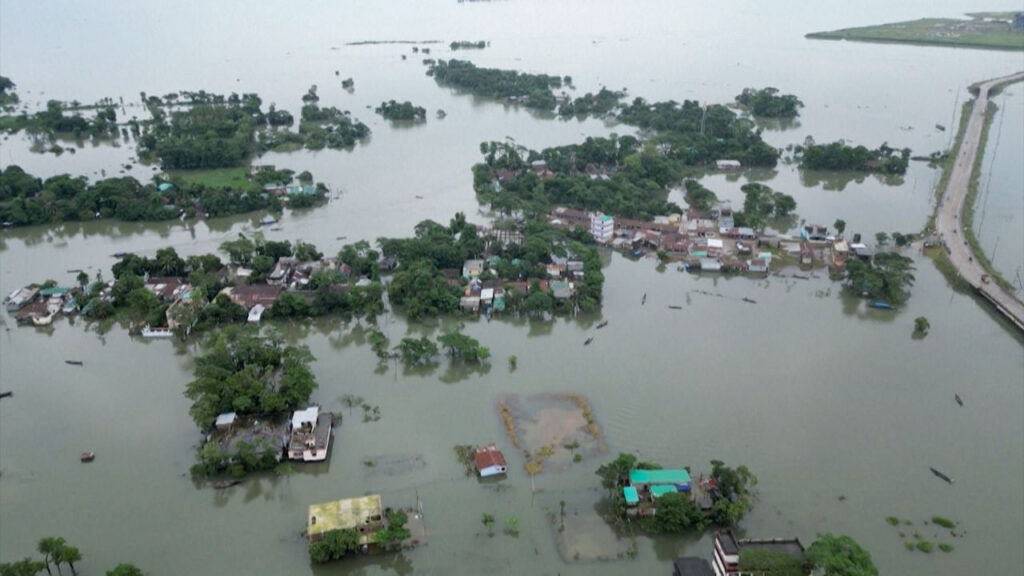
[[629, 468, 691, 485], [651, 484, 679, 498], [623, 486, 639, 504]]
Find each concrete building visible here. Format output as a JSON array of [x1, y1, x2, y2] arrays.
[[590, 213, 615, 243]]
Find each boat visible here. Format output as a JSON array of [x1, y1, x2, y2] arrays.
[[31, 312, 55, 327], [667, 305, 683, 310], [66, 268, 83, 274], [955, 394, 963, 407], [65, 360, 84, 366], [259, 215, 277, 226], [641, 292, 647, 305], [869, 301, 893, 310], [112, 252, 128, 258], [214, 479, 241, 489], [584, 337, 594, 346], [80, 452, 95, 462], [0, 391, 12, 399], [935, 123, 946, 132], [929, 467, 954, 484], [596, 321, 608, 329], [140, 325, 174, 338], [742, 297, 757, 304]]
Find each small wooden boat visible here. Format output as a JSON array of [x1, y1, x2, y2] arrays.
[[929, 467, 954, 484], [667, 305, 683, 310], [869, 301, 893, 310], [80, 452, 95, 462], [742, 297, 757, 304], [112, 252, 128, 258], [583, 337, 594, 346], [0, 391, 12, 399], [214, 479, 241, 489], [596, 321, 608, 329], [955, 394, 963, 407], [65, 360, 84, 366], [641, 293, 647, 306]]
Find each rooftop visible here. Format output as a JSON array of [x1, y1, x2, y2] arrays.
[[473, 444, 506, 471], [629, 468, 691, 485], [673, 557, 715, 576], [308, 494, 383, 540]]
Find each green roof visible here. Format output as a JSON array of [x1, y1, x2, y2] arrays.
[[629, 469, 691, 486], [651, 485, 679, 498], [308, 494, 382, 541], [39, 287, 70, 297], [623, 486, 639, 505], [157, 182, 174, 192]]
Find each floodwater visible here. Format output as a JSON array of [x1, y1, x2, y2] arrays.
[[1, 1, 1022, 575], [973, 84, 1024, 294]]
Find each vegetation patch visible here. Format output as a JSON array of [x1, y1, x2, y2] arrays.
[[806, 17, 1024, 51], [735, 87, 803, 118]]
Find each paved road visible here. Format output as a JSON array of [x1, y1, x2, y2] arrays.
[[934, 71, 1024, 332]]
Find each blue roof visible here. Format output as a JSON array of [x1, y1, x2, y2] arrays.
[[157, 182, 174, 192], [629, 469, 691, 486], [623, 486, 639, 505], [651, 485, 679, 498]]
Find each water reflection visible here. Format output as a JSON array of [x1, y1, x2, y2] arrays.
[[754, 117, 802, 132], [799, 169, 905, 191]]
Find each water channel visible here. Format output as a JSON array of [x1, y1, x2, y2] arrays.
[[1, 1, 1022, 574]]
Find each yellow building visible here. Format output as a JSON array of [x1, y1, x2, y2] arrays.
[[308, 494, 384, 544]]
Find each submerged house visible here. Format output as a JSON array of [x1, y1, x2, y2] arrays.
[[473, 444, 507, 478], [673, 557, 715, 576], [712, 529, 807, 576], [308, 494, 384, 545], [288, 406, 333, 462], [624, 468, 692, 515]]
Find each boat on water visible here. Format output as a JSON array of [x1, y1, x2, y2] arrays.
[[936, 123, 946, 131], [112, 252, 128, 258], [80, 452, 95, 462], [596, 320, 608, 329], [584, 337, 594, 346], [141, 325, 174, 338], [742, 297, 757, 304], [869, 301, 893, 310], [214, 479, 241, 489], [259, 215, 277, 226], [0, 391, 12, 399], [955, 394, 963, 407], [65, 360, 84, 366], [929, 467, 954, 484], [667, 305, 683, 310]]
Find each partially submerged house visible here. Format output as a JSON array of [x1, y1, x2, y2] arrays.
[[308, 494, 384, 545], [712, 529, 807, 576], [288, 406, 333, 462], [624, 468, 692, 515], [673, 557, 714, 576], [473, 444, 507, 478]]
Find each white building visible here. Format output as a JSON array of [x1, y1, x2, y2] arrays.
[[288, 406, 333, 462], [590, 213, 615, 243]]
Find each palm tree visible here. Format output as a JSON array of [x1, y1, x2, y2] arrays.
[[36, 537, 65, 576], [0, 558, 47, 576], [57, 547, 80, 576]]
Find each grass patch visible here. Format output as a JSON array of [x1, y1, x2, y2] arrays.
[[938, 543, 954, 552], [555, 393, 602, 440], [497, 401, 520, 449], [885, 516, 901, 526], [931, 516, 956, 529], [453, 445, 475, 476], [806, 18, 1024, 51], [916, 541, 934, 553], [170, 166, 256, 191]]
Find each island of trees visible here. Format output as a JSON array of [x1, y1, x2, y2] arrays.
[[807, 14, 1024, 51], [449, 40, 487, 50], [0, 77, 120, 152], [735, 87, 803, 118], [375, 100, 427, 121], [0, 164, 327, 227], [557, 87, 625, 118], [797, 140, 910, 175], [0, 536, 145, 576], [0, 75, 18, 109], [427, 59, 564, 111]]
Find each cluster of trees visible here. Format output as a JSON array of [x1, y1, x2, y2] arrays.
[[739, 533, 878, 576], [0, 537, 144, 576], [184, 328, 318, 430], [381, 213, 604, 319], [596, 453, 756, 534], [0, 165, 283, 227], [449, 40, 487, 49], [192, 435, 281, 478], [473, 137, 683, 219], [557, 87, 624, 118], [0, 75, 18, 108], [375, 100, 427, 121], [298, 103, 371, 150], [844, 252, 916, 306], [427, 59, 564, 111], [0, 97, 119, 144], [309, 528, 361, 563], [734, 182, 797, 228], [798, 140, 910, 175], [683, 179, 718, 212], [735, 87, 804, 118]]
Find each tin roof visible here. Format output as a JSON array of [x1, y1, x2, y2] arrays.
[[623, 486, 640, 504], [629, 469, 691, 485], [651, 484, 680, 498], [474, 444, 506, 471]]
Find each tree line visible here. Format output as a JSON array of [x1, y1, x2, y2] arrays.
[[375, 100, 427, 121], [0, 536, 145, 576], [735, 87, 803, 118], [798, 140, 910, 175], [427, 59, 564, 111]]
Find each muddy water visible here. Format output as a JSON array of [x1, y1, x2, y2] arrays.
[[1, 1, 1023, 575]]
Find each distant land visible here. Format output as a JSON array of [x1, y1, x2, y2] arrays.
[[807, 13, 1024, 51]]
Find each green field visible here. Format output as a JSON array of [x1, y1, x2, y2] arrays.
[[168, 166, 256, 191], [807, 16, 1024, 51]]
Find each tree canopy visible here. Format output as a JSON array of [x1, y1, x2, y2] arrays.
[[844, 252, 916, 305], [799, 141, 909, 175], [736, 87, 803, 118], [806, 533, 878, 576]]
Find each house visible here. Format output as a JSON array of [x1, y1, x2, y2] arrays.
[[473, 444, 507, 477], [673, 557, 715, 576], [308, 494, 384, 544], [460, 296, 480, 313], [462, 259, 485, 280], [224, 285, 283, 310], [156, 182, 174, 194], [268, 258, 297, 286], [145, 277, 189, 302], [549, 280, 573, 300], [530, 159, 553, 178], [214, 412, 237, 431], [700, 258, 723, 272], [801, 224, 829, 242], [590, 213, 615, 243], [850, 243, 873, 262], [800, 242, 814, 266], [715, 159, 742, 170], [735, 227, 756, 240], [712, 530, 807, 576], [5, 286, 39, 312], [629, 468, 691, 492], [748, 259, 769, 273], [480, 287, 495, 307], [288, 406, 333, 462]]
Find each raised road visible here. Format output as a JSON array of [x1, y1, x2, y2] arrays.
[[935, 71, 1024, 332]]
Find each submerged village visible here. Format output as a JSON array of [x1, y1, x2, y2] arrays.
[[3, 9, 1021, 574]]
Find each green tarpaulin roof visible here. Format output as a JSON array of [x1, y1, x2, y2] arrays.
[[623, 486, 639, 505], [651, 485, 679, 498], [629, 469, 691, 485]]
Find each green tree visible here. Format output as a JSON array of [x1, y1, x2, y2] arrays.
[[805, 533, 878, 576], [75, 271, 89, 287], [739, 550, 807, 576], [397, 336, 439, 365], [58, 546, 80, 576], [913, 316, 930, 338], [874, 232, 889, 246], [106, 565, 144, 576], [37, 537, 65, 576], [710, 460, 758, 499], [833, 219, 846, 236], [220, 234, 256, 266], [644, 492, 706, 533], [438, 330, 488, 363], [0, 559, 46, 576]]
